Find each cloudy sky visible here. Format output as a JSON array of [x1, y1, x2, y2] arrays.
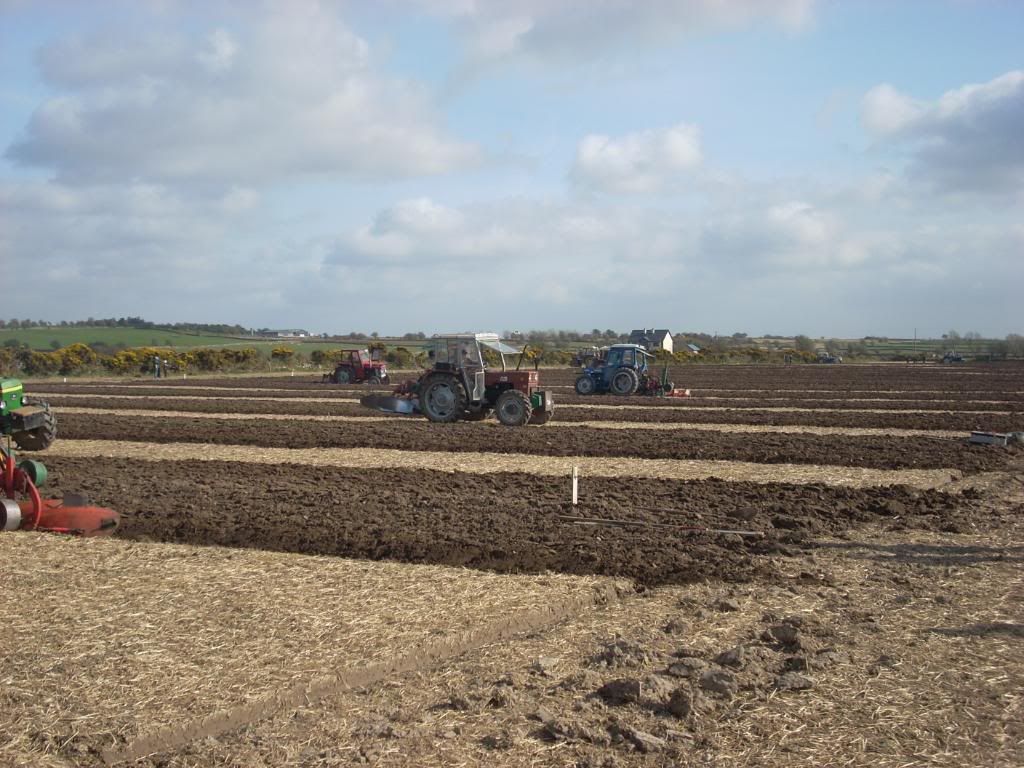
[[1, 0, 1021, 337]]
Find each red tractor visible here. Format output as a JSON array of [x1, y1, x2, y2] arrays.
[[360, 333, 554, 426], [321, 348, 389, 384]]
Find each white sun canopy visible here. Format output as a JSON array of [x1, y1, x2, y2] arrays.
[[480, 339, 522, 355]]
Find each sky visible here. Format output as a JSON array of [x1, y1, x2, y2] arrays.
[[1, 0, 1021, 338]]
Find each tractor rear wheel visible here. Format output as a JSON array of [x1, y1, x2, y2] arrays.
[[495, 390, 533, 427], [13, 401, 57, 451], [419, 373, 466, 423], [574, 375, 596, 395], [610, 368, 639, 396], [335, 367, 352, 384]]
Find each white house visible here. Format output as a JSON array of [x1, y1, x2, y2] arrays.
[[628, 328, 673, 353]]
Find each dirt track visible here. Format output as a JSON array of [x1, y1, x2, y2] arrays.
[[39, 393, 1024, 432], [51, 411, 1018, 472], [39, 360, 1024, 393]]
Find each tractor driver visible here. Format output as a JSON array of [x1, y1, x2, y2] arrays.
[[460, 343, 480, 369]]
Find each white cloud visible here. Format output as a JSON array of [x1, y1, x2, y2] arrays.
[[197, 29, 238, 74], [417, 0, 816, 68], [309, 183, 1020, 335], [571, 123, 702, 193], [861, 70, 1024, 194], [6, 3, 479, 186], [861, 83, 924, 136]]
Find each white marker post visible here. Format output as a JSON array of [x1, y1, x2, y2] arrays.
[[572, 466, 579, 508]]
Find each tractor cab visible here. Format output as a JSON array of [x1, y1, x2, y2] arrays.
[[603, 345, 651, 373]]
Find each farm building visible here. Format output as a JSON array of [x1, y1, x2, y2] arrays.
[[628, 328, 673, 353]]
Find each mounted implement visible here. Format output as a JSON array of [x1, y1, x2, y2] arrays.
[[1, 378, 119, 536], [2, 446, 119, 536], [574, 344, 689, 397], [361, 333, 554, 426]]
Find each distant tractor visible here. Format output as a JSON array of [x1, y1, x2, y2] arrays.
[[321, 348, 389, 384], [360, 333, 554, 426], [1, 379, 57, 451], [571, 346, 606, 368], [575, 344, 687, 397]]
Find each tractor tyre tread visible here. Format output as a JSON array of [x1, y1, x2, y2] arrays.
[[610, 367, 640, 396], [528, 400, 554, 425], [575, 374, 596, 395], [496, 390, 533, 427], [419, 373, 467, 423]]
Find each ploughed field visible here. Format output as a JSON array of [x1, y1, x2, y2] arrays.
[[12, 362, 1024, 768], [32, 362, 1022, 586]]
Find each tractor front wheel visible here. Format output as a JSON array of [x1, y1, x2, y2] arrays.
[[419, 374, 466, 423], [367, 374, 382, 385], [13, 401, 57, 451], [496, 390, 533, 427], [528, 399, 554, 425], [610, 368, 639, 396], [574, 375, 596, 395]]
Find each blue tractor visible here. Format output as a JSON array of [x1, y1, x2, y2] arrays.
[[575, 343, 667, 396]]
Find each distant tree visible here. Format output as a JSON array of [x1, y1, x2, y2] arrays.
[[847, 341, 870, 357], [1007, 334, 1024, 357], [963, 331, 982, 340], [794, 335, 816, 353], [946, 330, 961, 341]]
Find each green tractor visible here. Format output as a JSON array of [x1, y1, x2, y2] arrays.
[[1, 379, 57, 451]]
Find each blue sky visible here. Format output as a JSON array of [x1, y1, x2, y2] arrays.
[[1, 0, 1021, 337]]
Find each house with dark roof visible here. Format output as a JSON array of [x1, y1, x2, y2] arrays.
[[628, 328, 673, 353]]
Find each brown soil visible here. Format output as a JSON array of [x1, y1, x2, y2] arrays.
[[42, 392, 1024, 432], [52, 412, 1019, 472], [41, 457, 994, 588], [34, 361, 1024, 396]]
